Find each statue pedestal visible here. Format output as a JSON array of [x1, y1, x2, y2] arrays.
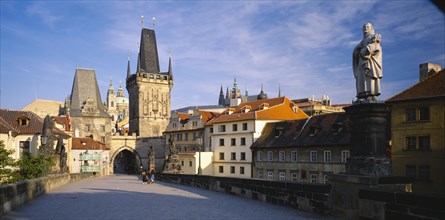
[[163, 154, 182, 174], [330, 102, 411, 219], [344, 102, 390, 176]]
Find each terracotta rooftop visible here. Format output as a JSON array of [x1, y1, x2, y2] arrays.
[[72, 137, 109, 150], [207, 97, 308, 125], [251, 112, 351, 149], [386, 69, 445, 103]]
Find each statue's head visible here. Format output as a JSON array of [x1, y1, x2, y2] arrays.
[[362, 23, 374, 35]]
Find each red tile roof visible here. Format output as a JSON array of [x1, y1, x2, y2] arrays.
[[0, 109, 44, 134], [386, 69, 445, 102], [72, 137, 109, 150], [206, 97, 308, 125]]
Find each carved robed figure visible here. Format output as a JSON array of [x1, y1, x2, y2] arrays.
[[352, 23, 382, 100]]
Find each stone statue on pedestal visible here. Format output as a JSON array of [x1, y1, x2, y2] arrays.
[[163, 137, 181, 173], [352, 23, 382, 101], [148, 146, 155, 170]]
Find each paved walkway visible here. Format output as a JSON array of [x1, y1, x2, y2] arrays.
[[3, 175, 338, 220]]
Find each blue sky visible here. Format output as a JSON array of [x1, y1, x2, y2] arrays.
[[1, 1, 444, 111]]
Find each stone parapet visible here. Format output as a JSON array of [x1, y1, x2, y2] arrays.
[[0, 173, 97, 217]]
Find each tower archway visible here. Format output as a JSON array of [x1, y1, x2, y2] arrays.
[[110, 146, 142, 174]]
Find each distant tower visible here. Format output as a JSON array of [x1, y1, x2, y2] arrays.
[[126, 27, 173, 137], [218, 85, 225, 106], [257, 84, 268, 100], [107, 79, 117, 125]]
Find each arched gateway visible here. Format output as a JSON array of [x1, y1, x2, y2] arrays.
[[110, 146, 142, 174]]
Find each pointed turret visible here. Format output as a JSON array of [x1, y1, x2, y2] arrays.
[[117, 81, 125, 97], [108, 79, 115, 94], [278, 83, 281, 97], [168, 55, 173, 79], [226, 86, 229, 99], [127, 57, 131, 78]]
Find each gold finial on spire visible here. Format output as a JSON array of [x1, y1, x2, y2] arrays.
[[152, 17, 156, 30], [141, 15, 144, 28]]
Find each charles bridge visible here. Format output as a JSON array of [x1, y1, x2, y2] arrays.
[[1, 173, 444, 219]]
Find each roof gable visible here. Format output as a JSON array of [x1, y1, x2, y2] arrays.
[[386, 70, 445, 102]]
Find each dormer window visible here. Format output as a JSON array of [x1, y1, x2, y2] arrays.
[[241, 105, 251, 113], [227, 108, 235, 115], [331, 123, 343, 134], [259, 103, 270, 110], [275, 127, 283, 137], [17, 116, 30, 126], [309, 126, 320, 136]]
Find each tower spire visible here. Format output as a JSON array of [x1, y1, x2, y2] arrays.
[[127, 56, 131, 79], [141, 15, 144, 28], [278, 83, 281, 97], [168, 49, 173, 79]]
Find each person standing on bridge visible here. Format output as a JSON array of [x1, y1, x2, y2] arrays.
[[149, 168, 155, 184]]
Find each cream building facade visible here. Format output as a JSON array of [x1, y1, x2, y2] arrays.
[[207, 97, 308, 178]]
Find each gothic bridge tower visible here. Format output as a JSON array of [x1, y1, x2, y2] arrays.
[[126, 27, 173, 137]]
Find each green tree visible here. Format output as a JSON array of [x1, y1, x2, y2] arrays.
[[18, 152, 55, 179], [0, 140, 21, 184]]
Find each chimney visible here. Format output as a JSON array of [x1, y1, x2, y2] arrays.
[[419, 63, 442, 81]]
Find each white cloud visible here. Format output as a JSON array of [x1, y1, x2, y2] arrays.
[[26, 2, 61, 28]]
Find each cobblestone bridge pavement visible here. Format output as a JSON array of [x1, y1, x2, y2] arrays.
[[3, 175, 339, 220]]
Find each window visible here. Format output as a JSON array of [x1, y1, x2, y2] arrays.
[[275, 128, 283, 137], [218, 125, 226, 132], [310, 151, 317, 162], [240, 167, 245, 175], [210, 128, 213, 133], [231, 138, 236, 146], [418, 165, 430, 180], [189, 161, 192, 167], [100, 125, 105, 132], [406, 137, 416, 150], [406, 165, 416, 178], [406, 136, 431, 150], [242, 123, 248, 131], [19, 141, 30, 149], [406, 107, 430, 122], [258, 170, 263, 179], [267, 151, 273, 162], [181, 160, 184, 166], [184, 133, 188, 141], [324, 151, 331, 163], [279, 151, 285, 162], [291, 172, 298, 182], [231, 152, 236, 160], [268, 171, 273, 181], [230, 166, 235, 174], [219, 152, 224, 160], [232, 124, 238, 131], [240, 137, 246, 146], [100, 136, 106, 143], [257, 151, 263, 161], [310, 174, 318, 183], [324, 175, 329, 184], [219, 166, 224, 173], [419, 107, 429, 121], [279, 171, 286, 181], [418, 136, 430, 150], [341, 150, 350, 163], [309, 126, 319, 136], [240, 152, 246, 161], [173, 123, 177, 128], [219, 139, 225, 146], [291, 151, 297, 162], [86, 124, 91, 131], [406, 108, 416, 121]]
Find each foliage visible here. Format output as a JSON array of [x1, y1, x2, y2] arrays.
[[18, 151, 55, 179], [0, 140, 21, 184]]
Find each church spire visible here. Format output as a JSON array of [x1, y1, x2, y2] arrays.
[[278, 83, 281, 97], [218, 85, 225, 106]]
